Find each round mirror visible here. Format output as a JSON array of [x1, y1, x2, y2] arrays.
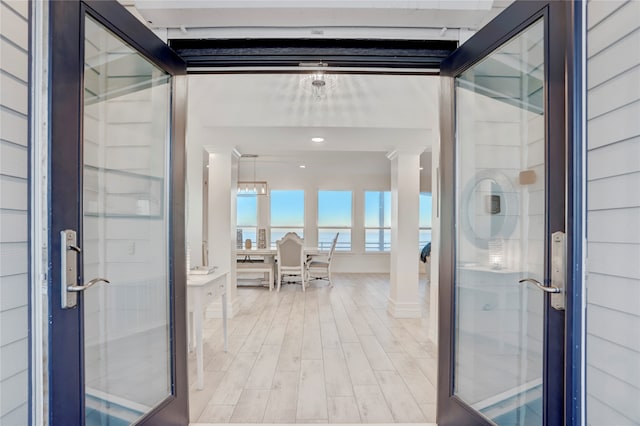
[[460, 170, 518, 248]]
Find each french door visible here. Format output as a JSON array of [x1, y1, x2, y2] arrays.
[[438, 1, 573, 425], [48, 1, 188, 424]]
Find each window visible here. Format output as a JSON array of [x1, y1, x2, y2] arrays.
[[270, 190, 304, 247], [365, 191, 391, 252], [318, 190, 352, 251], [237, 194, 258, 245], [419, 192, 432, 249]]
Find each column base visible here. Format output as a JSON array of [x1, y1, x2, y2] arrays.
[[206, 296, 239, 319], [387, 297, 422, 318]]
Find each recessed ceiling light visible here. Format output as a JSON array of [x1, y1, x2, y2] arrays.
[[419, 167, 424, 170], [311, 137, 324, 143], [299, 165, 306, 169]]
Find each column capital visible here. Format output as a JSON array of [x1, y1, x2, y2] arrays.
[[386, 146, 427, 160], [203, 146, 242, 158]]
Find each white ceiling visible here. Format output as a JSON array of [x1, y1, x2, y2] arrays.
[[187, 73, 439, 158], [129, 0, 512, 39], [122, 0, 513, 173]]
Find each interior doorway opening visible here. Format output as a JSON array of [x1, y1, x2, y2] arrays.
[[184, 71, 441, 424]]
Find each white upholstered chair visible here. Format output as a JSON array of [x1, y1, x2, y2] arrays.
[[276, 232, 306, 292], [306, 232, 339, 287]]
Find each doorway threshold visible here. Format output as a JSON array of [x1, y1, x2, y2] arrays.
[[192, 423, 437, 426]]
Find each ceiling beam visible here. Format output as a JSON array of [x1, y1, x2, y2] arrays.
[[170, 38, 458, 69]]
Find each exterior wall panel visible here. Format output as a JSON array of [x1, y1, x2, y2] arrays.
[[586, 1, 640, 424], [0, 0, 30, 423]]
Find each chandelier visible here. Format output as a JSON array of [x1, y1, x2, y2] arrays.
[[299, 69, 338, 101], [238, 155, 268, 196]]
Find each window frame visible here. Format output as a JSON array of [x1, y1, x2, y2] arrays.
[[236, 193, 259, 245], [419, 192, 433, 250], [317, 190, 353, 251], [269, 189, 305, 248], [364, 190, 391, 252]]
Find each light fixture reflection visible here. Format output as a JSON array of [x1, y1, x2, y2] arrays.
[[299, 72, 338, 101]]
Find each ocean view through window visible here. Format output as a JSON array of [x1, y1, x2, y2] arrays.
[[318, 190, 352, 250], [237, 194, 258, 244], [270, 190, 304, 247], [365, 191, 391, 251], [420, 192, 432, 249]]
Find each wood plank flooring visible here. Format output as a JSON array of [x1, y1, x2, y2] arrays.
[[188, 273, 436, 424]]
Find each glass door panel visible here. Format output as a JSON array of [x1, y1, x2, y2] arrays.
[[453, 19, 545, 425], [83, 15, 171, 425]]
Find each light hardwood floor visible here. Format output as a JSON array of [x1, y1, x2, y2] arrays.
[[188, 273, 437, 424]]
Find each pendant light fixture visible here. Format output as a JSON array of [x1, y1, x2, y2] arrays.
[[238, 154, 268, 196]]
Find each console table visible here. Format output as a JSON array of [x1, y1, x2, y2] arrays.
[[187, 270, 228, 390]]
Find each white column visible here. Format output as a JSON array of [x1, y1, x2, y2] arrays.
[[205, 149, 240, 318], [185, 146, 205, 267], [428, 134, 440, 341], [351, 189, 365, 254], [387, 150, 422, 318], [304, 183, 318, 249]]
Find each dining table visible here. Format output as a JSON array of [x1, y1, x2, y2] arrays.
[[236, 247, 321, 288], [236, 247, 320, 262]]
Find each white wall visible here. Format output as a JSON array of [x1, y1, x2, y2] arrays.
[[184, 74, 437, 273], [188, 150, 435, 277], [0, 1, 30, 423], [586, 1, 640, 424], [241, 152, 397, 273]]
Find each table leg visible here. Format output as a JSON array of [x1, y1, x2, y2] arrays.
[[222, 292, 228, 352], [188, 311, 195, 352], [195, 302, 204, 390]]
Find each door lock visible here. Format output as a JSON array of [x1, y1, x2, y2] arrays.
[[517, 231, 566, 311], [60, 230, 109, 309], [550, 231, 566, 310]]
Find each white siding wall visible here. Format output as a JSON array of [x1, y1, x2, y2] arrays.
[[586, 1, 640, 424], [0, 0, 29, 424]]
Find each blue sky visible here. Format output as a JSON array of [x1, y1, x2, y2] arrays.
[[419, 193, 432, 227], [317, 191, 352, 227], [237, 195, 257, 226], [238, 190, 432, 228], [364, 191, 391, 227], [271, 190, 305, 226]]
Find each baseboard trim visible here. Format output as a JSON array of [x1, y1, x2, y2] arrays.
[[387, 297, 422, 318]]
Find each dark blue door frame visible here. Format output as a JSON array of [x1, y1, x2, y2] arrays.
[[437, 1, 583, 425], [47, 1, 187, 424]]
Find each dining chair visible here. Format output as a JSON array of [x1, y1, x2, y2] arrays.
[[306, 232, 339, 287], [276, 232, 306, 292]]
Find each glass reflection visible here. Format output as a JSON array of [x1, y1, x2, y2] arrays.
[[454, 18, 545, 426], [83, 15, 171, 425]]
